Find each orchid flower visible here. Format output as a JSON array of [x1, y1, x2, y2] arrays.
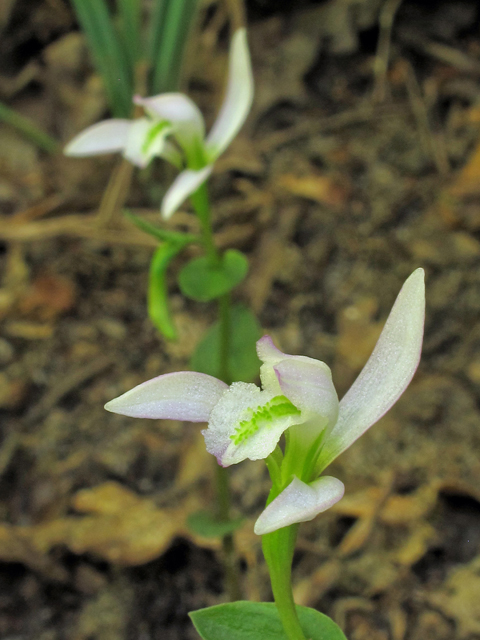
[[64, 29, 254, 219], [105, 269, 425, 535]]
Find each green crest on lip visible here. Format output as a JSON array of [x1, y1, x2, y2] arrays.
[[230, 395, 301, 445], [143, 120, 171, 153]]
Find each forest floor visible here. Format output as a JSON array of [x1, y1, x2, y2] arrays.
[[1, 0, 480, 639]]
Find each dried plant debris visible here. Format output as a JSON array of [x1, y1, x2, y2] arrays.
[[1, 0, 480, 637]]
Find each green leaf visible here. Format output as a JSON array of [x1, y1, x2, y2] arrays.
[[149, 0, 200, 93], [191, 305, 261, 382], [189, 602, 348, 640], [148, 241, 187, 340], [187, 510, 244, 538], [71, 0, 132, 116], [179, 250, 249, 302], [117, 0, 141, 69], [0, 101, 58, 154]]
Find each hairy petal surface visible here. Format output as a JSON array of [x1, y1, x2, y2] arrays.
[[319, 268, 425, 471], [105, 372, 227, 421], [64, 119, 131, 156], [254, 476, 345, 535], [205, 28, 254, 160], [161, 166, 212, 219], [203, 382, 304, 466]]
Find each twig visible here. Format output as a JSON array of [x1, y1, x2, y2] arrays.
[[96, 158, 135, 227], [0, 213, 158, 246], [25, 355, 113, 425], [372, 0, 404, 103], [258, 103, 402, 153], [401, 59, 450, 175]]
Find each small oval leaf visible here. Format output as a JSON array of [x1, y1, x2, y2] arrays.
[[189, 601, 347, 640], [179, 250, 249, 302], [191, 305, 261, 382]]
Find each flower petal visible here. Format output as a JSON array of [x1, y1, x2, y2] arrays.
[[254, 476, 345, 535], [134, 93, 205, 152], [203, 382, 304, 466], [274, 359, 338, 423], [161, 166, 212, 219], [256, 336, 339, 425], [318, 268, 425, 472], [205, 28, 254, 160], [256, 335, 284, 365], [104, 371, 227, 421], [123, 118, 154, 168], [64, 119, 131, 156]]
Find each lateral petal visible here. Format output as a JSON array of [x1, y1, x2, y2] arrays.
[[274, 358, 338, 424], [161, 166, 212, 219], [64, 119, 131, 156], [104, 371, 227, 421], [318, 268, 425, 472], [205, 28, 254, 160], [134, 93, 205, 151], [254, 476, 345, 535]]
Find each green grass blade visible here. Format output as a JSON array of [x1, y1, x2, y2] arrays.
[[117, 0, 141, 70], [149, 0, 200, 93], [147, 0, 168, 82], [0, 101, 58, 153], [71, 0, 133, 116]]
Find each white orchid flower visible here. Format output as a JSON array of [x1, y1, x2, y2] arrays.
[[105, 269, 425, 535], [64, 29, 254, 219]]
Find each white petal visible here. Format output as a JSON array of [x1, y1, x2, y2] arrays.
[[274, 359, 338, 423], [254, 476, 345, 535], [205, 28, 254, 160], [64, 120, 131, 156], [123, 118, 154, 168], [161, 166, 212, 219], [134, 93, 205, 151], [256, 336, 339, 426], [256, 335, 284, 365], [319, 268, 425, 471], [104, 371, 227, 421], [203, 382, 304, 466]]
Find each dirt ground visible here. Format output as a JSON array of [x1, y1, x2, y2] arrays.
[[1, 0, 480, 639]]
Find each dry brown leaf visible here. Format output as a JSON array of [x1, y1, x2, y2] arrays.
[[0, 482, 191, 567], [426, 555, 480, 638], [448, 140, 480, 197], [278, 173, 347, 208], [293, 559, 342, 606], [19, 273, 76, 320], [393, 523, 437, 567]]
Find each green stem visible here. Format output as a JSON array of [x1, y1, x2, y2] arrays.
[[218, 293, 231, 384], [190, 180, 241, 601], [189, 182, 219, 266], [263, 526, 306, 640]]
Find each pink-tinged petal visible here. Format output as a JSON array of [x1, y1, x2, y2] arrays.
[[64, 120, 131, 156], [256, 335, 284, 365], [319, 268, 425, 472], [274, 359, 338, 424], [134, 93, 205, 151], [254, 476, 345, 535], [161, 166, 212, 219], [104, 371, 227, 421], [205, 28, 254, 160]]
